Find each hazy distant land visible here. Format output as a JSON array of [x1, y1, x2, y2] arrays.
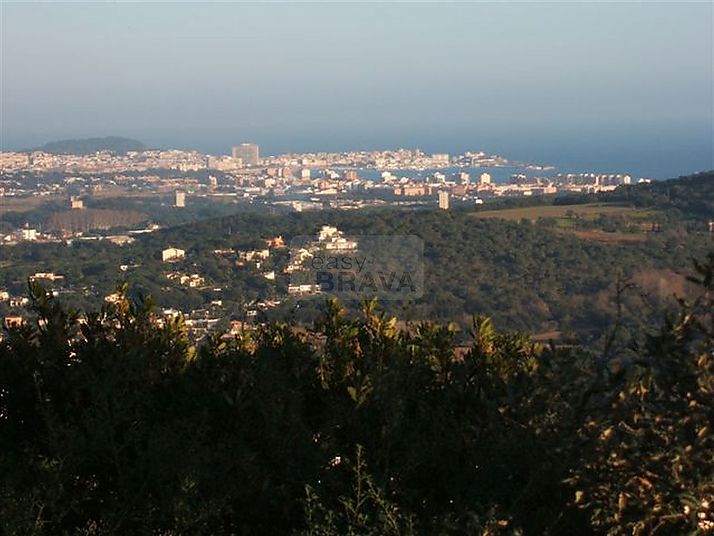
[[28, 136, 148, 155]]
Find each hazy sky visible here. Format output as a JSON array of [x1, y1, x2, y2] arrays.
[[2, 2, 712, 176]]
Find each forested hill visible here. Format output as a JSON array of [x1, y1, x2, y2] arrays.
[[29, 136, 148, 155], [601, 170, 714, 217], [130, 171, 711, 340], [2, 172, 710, 347], [476, 171, 714, 219]]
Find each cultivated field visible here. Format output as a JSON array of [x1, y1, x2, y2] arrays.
[[471, 203, 648, 222], [471, 203, 660, 243], [0, 195, 63, 213], [554, 228, 650, 244]]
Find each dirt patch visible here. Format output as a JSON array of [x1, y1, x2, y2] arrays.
[[631, 269, 692, 299], [556, 229, 650, 244]]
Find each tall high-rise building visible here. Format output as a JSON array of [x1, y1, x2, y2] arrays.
[[175, 190, 186, 208], [232, 143, 260, 166], [438, 190, 450, 210]]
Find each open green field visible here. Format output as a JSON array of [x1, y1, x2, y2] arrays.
[[555, 228, 651, 244], [471, 203, 652, 222], [472, 203, 658, 228], [471, 203, 661, 243], [0, 195, 63, 214]]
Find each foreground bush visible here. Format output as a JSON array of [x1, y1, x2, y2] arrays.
[[1, 254, 713, 535]]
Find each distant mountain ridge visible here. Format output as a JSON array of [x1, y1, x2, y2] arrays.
[[30, 136, 148, 155]]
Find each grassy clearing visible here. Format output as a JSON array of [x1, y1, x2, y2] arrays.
[[471, 203, 661, 244], [471, 203, 651, 222], [555, 229, 651, 244], [0, 196, 61, 213]]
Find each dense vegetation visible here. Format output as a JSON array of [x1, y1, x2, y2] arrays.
[[0, 212, 686, 343], [3, 173, 713, 348], [478, 171, 714, 223], [1, 251, 712, 534], [602, 172, 714, 220]]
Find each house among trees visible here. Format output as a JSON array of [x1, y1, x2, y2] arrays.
[[29, 272, 64, 282], [3, 315, 25, 329], [161, 247, 185, 262], [265, 235, 285, 248], [317, 225, 358, 250]]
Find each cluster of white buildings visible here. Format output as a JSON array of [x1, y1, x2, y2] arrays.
[[390, 168, 645, 208], [261, 147, 546, 171], [0, 150, 213, 173], [0, 143, 264, 174], [1, 227, 51, 244], [284, 226, 360, 295], [166, 272, 206, 288], [317, 225, 358, 250], [2, 142, 650, 221]]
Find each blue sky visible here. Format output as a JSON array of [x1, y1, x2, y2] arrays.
[[1, 2, 712, 176]]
